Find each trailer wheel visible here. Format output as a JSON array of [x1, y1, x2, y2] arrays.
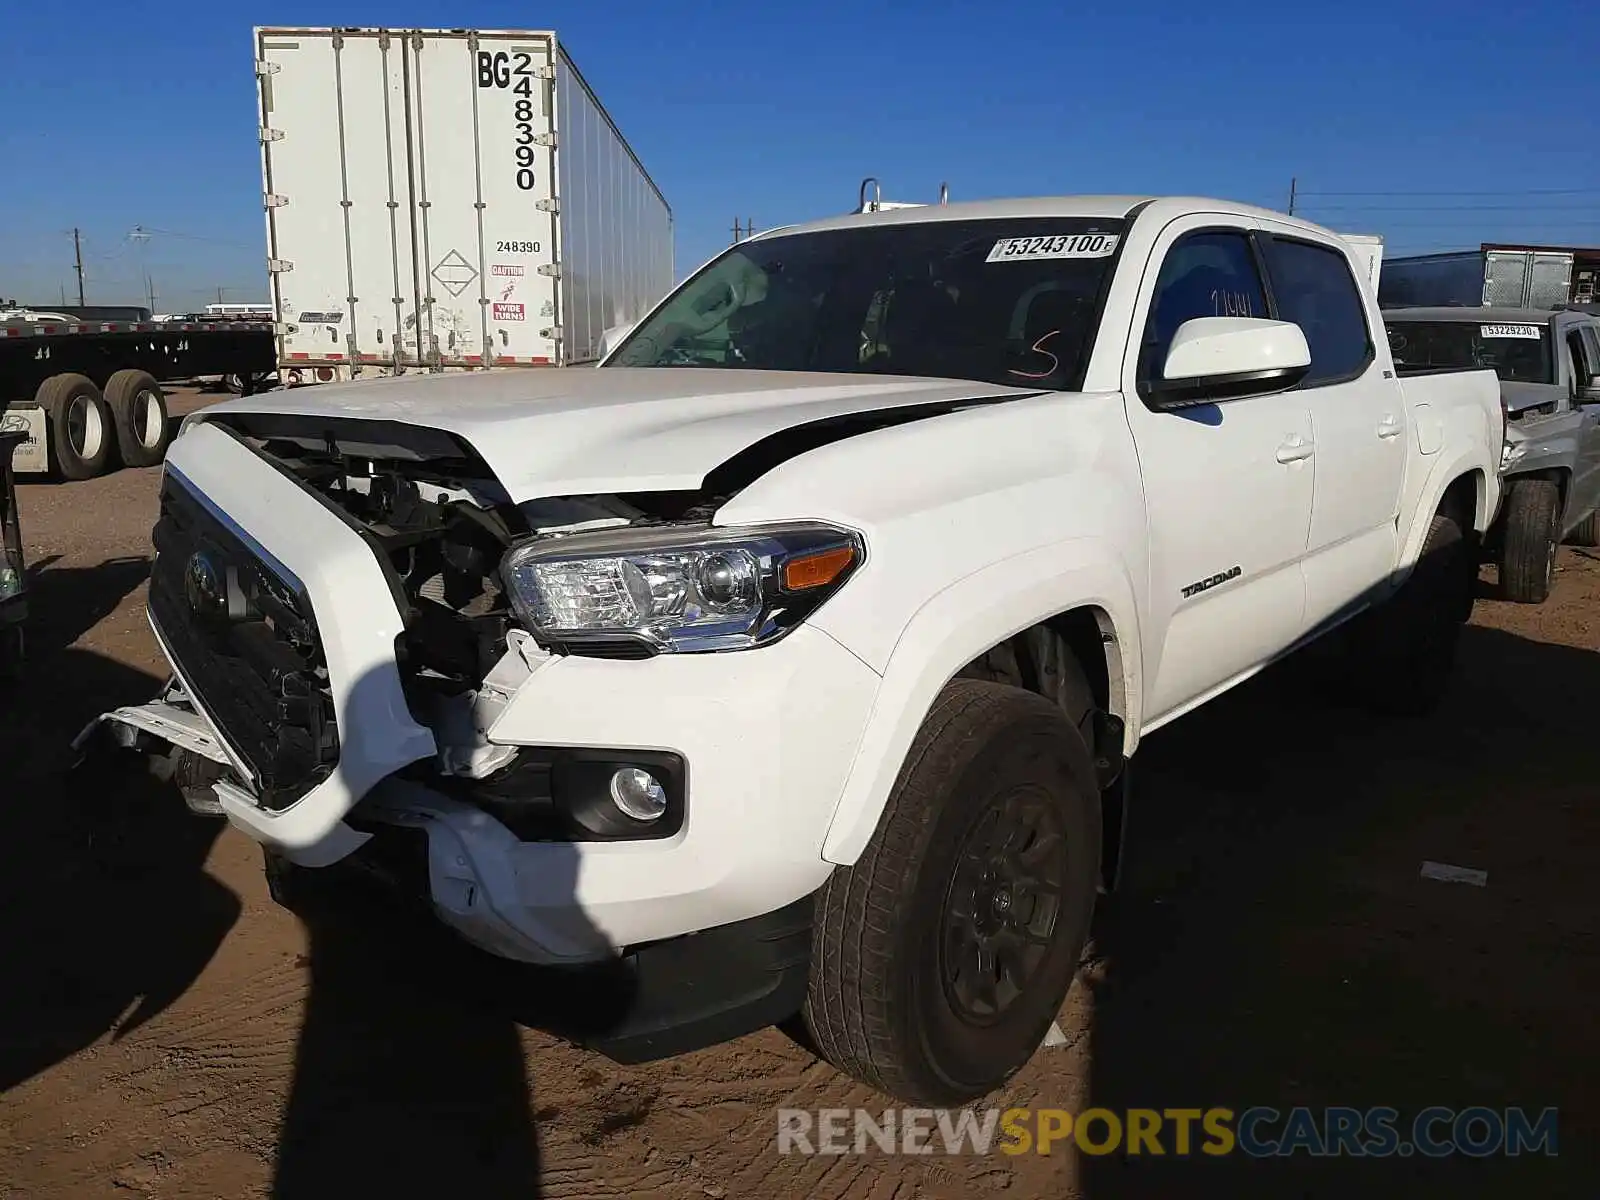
[[37, 373, 113, 481], [1499, 478, 1562, 603], [103, 370, 171, 468]]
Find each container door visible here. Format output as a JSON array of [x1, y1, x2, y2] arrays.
[[1529, 253, 1575, 309], [1482, 250, 1531, 306], [406, 31, 561, 367], [257, 29, 421, 368]]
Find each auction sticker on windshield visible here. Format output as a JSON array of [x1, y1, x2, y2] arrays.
[[986, 233, 1120, 262], [1480, 323, 1542, 339]]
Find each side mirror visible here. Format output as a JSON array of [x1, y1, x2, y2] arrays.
[[1147, 317, 1311, 408], [598, 321, 636, 359]]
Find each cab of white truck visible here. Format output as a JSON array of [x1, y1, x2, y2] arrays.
[[81, 194, 1502, 1106]]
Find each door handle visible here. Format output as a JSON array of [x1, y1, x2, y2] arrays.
[[1276, 434, 1315, 464], [1377, 415, 1403, 439]]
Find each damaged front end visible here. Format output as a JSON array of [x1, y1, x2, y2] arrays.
[[77, 405, 863, 871]]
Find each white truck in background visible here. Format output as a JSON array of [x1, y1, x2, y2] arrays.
[[255, 26, 673, 385], [84, 195, 1503, 1106]]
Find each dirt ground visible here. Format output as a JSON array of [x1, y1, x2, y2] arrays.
[[2, 390, 1597, 1198]]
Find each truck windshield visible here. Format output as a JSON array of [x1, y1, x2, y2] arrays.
[[603, 218, 1128, 391], [1385, 320, 1553, 384]]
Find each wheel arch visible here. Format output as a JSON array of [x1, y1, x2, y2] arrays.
[[1399, 456, 1493, 574], [819, 541, 1142, 867]]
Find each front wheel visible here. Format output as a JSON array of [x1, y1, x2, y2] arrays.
[[1499, 478, 1562, 603], [803, 679, 1101, 1105]]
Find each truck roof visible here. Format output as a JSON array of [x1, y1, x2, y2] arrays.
[[1383, 305, 1573, 325], [754, 195, 1343, 241]]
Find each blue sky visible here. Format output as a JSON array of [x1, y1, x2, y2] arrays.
[[2, 0, 1597, 308]]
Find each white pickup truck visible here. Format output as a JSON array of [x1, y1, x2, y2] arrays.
[[82, 195, 1503, 1105]]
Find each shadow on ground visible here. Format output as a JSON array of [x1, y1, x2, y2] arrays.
[[1079, 623, 1600, 1198], [0, 556, 235, 1091]]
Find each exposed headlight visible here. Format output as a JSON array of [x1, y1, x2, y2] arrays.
[[500, 522, 864, 654]]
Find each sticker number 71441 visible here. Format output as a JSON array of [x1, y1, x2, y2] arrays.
[[986, 233, 1120, 262], [476, 49, 540, 191]]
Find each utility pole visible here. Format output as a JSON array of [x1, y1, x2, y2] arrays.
[[72, 227, 86, 305], [1287, 177, 1297, 216], [730, 217, 756, 245]]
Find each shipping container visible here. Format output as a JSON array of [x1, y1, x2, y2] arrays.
[[1378, 243, 1600, 310], [254, 26, 673, 381]]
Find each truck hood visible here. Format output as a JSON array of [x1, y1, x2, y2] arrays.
[[1500, 380, 1562, 416], [199, 367, 1040, 501]]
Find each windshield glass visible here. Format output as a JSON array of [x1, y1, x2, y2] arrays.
[[604, 218, 1128, 391], [1385, 320, 1553, 384]]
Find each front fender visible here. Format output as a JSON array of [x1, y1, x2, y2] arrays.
[[820, 538, 1142, 865]]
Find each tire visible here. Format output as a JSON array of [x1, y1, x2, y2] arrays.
[[1499, 478, 1562, 603], [264, 848, 313, 912], [1342, 506, 1474, 716], [37, 373, 112, 480], [1567, 506, 1600, 548], [103, 370, 171, 468], [803, 677, 1102, 1105]]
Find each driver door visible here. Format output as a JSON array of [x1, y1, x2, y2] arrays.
[[1120, 218, 1314, 723]]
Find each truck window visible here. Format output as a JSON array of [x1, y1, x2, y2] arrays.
[[1384, 321, 1553, 385], [1568, 330, 1594, 391], [1139, 230, 1269, 383], [1582, 325, 1600, 380], [604, 217, 1128, 392], [1260, 236, 1373, 386]]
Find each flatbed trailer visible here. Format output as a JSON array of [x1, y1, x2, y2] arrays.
[[0, 319, 276, 478]]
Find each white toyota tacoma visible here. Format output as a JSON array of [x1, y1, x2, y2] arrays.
[[83, 196, 1504, 1105]]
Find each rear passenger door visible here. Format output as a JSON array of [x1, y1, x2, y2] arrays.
[[1255, 224, 1406, 632], [1121, 219, 1314, 722]]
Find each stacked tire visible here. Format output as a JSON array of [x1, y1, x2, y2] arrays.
[[36, 370, 170, 481]]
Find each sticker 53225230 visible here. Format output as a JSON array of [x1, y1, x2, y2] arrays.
[[986, 233, 1120, 262], [1480, 323, 1542, 340]]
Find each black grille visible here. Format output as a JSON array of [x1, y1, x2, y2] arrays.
[[149, 472, 339, 810]]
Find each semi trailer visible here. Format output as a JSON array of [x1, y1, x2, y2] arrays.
[[254, 26, 674, 385], [1379, 243, 1600, 311]]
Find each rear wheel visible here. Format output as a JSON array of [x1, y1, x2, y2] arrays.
[[803, 677, 1101, 1104], [1499, 478, 1562, 603], [37, 373, 112, 480], [1335, 504, 1474, 716], [1566, 506, 1600, 548], [103, 370, 171, 468]]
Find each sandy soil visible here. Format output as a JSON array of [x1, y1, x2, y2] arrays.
[[2, 392, 1596, 1197]]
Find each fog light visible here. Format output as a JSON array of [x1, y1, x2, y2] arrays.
[[609, 767, 667, 822], [0, 567, 19, 600]]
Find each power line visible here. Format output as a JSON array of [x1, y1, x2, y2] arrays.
[[1298, 203, 1600, 213], [1295, 188, 1600, 198]]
